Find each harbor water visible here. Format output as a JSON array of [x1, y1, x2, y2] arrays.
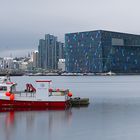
[[1, 76, 140, 140]]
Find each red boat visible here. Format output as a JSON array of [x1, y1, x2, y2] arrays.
[[0, 76, 72, 110]]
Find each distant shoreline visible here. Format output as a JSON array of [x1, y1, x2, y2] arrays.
[[1, 72, 140, 76]]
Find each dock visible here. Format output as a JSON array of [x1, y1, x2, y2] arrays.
[[69, 97, 89, 107]]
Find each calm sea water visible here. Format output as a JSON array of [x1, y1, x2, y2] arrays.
[[1, 76, 140, 140]]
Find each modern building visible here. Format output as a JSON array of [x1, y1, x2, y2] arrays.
[[45, 34, 57, 69], [65, 30, 140, 73], [38, 34, 64, 70], [58, 59, 65, 72], [2, 57, 14, 69], [32, 50, 38, 68], [0, 58, 3, 69], [57, 42, 65, 59], [38, 39, 46, 68], [19, 62, 28, 71]]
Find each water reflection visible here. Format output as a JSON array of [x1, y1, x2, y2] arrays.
[[0, 110, 73, 140], [1, 99, 140, 140], [5, 112, 15, 128], [2, 76, 140, 140], [4, 112, 15, 140]]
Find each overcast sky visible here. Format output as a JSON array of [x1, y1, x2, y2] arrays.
[[0, 0, 140, 57]]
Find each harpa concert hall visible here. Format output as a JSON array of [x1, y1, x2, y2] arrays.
[[65, 30, 140, 73]]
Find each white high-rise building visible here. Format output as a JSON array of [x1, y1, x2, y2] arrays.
[[58, 59, 65, 72], [3, 57, 14, 69], [31, 50, 38, 68]]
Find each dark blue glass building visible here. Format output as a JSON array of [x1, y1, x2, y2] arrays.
[[65, 30, 140, 73]]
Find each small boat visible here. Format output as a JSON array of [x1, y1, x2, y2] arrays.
[[70, 97, 89, 107], [0, 76, 73, 110]]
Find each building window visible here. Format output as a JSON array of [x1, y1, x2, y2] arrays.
[[112, 38, 124, 46]]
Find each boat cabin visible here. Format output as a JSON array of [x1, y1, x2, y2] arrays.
[[0, 82, 17, 94]]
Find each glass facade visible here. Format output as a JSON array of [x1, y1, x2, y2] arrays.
[[38, 34, 64, 70], [38, 39, 46, 69], [65, 30, 140, 73]]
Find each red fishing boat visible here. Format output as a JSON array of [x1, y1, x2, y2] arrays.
[[0, 76, 72, 110]]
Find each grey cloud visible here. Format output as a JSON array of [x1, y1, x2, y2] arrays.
[[0, 0, 140, 56]]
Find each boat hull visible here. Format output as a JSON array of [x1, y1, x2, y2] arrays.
[[0, 99, 70, 111]]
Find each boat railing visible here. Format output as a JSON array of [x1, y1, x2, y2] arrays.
[[48, 89, 69, 96], [14, 91, 36, 97]]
